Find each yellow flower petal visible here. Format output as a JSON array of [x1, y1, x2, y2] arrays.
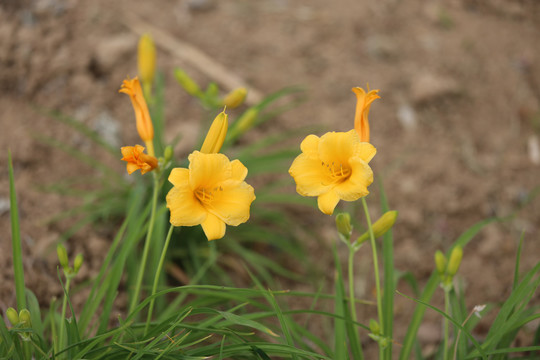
[[318, 131, 358, 166], [230, 159, 248, 182], [300, 134, 320, 158], [209, 181, 255, 226], [188, 151, 231, 190], [334, 158, 373, 201], [317, 190, 341, 215], [201, 213, 227, 241], [289, 154, 331, 196], [354, 141, 377, 163], [166, 184, 207, 226], [168, 168, 190, 187]]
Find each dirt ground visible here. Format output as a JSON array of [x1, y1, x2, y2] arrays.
[[1, 0, 540, 357]]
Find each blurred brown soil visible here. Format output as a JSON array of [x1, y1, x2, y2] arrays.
[[1, 0, 540, 357]]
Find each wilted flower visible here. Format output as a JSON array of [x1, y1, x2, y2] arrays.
[[352, 87, 380, 143], [289, 130, 376, 215], [119, 77, 155, 156], [166, 151, 255, 241], [121, 145, 158, 175]]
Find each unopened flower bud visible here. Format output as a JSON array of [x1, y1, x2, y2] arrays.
[[73, 254, 83, 273], [356, 210, 398, 245], [434, 250, 447, 276], [174, 69, 202, 97], [335, 212, 352, 239], [222, 87, 247, 109], [163, 145, 173, 163], [57, 244, 69, 270], [200, 111, 228, 154], [447, 246, 463, 277], [369, 319, 380, 335], [138, 34, 156, 93], [18, 309, 31, 328], [6, 307, 19, 326]]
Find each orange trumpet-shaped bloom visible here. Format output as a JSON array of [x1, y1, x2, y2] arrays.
[[352, 87, 380, 143], [289, 130, 376, 215], [166, 151, 256, 241], [119, 77, 155, 155], [121, 145, 158, 175]]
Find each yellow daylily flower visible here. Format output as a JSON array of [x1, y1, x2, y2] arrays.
[[119, 77, 155, 156], [121, 145, 158, 175], [352, 87, 380, 142], [289, 130, 376, 215], [166, 151, 256, 241]]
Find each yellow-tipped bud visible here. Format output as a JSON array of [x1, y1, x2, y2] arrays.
[[137, 34, 156, 94], [222, 87, 247, 109], [18, 309, 31, 328], [335, 212, 352, 239], [356, 210, 398, 245], [73, 254, 84, 273], [200, 111, 228, 154], [57, 244, 69, 270], [447, 246, 463, 277], [434, 250, 447, 276], [6, 307, 19, 326], [174, 69, 202, 97]]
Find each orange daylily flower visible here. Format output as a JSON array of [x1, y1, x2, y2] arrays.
[[119, 77, 155, 156], [352, 87, 380, 143], [121, 145, 158, 175], [166, 151, 256, 241], [289, 130, 376, 215]]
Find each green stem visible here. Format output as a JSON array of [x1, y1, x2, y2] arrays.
[[145, 225, 175, 335], [58, 277, 71, 355], [443, 289, 450, 360], [129, 174, 160, 315], [361, 197, 384, 354], [347, 244, 361, 345]]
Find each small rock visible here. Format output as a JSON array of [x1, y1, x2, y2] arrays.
[[411, 72, 460, 104], [397, 103, 417, 131], [0, 197, 10, 215], [93, 111, 121, 148], [528, 135, 540, 165]]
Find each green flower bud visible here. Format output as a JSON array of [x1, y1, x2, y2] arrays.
[[447, 246, 463, 277], [18, 309, 31, 328], [434, 250, 447, 276], [6, 307, 19, 326], [356, 210, 398, 245], [335, 212, 352, 239], [369, 318, 380, 335], [163, 145, 173, 163], [73, 254, 84, 273], [57, 244, 69, 270], [174, 69, 202, 97]]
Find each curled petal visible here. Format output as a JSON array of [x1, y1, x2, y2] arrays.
[[201, 213, 227, 241], [121, 145, 158, 175], [354, 142, 377, 164], [352, 87, 380, 143], [120, 77, 154, 143]]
